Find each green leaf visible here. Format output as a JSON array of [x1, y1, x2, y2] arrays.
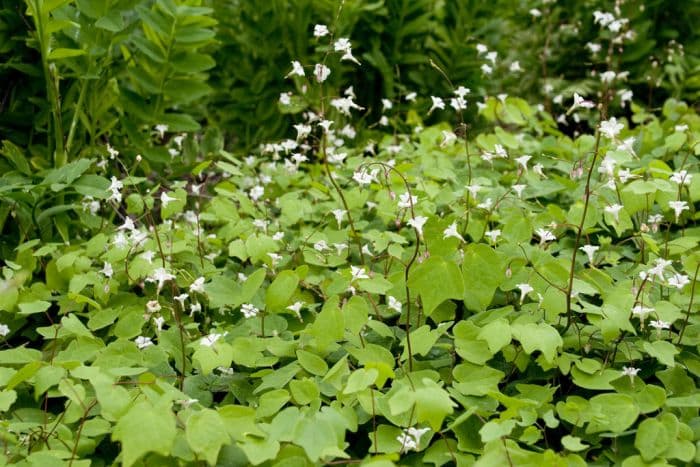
[[48, 48, 86, 60], [586, 393, 639, 433], [561, 435, 588, 452], [18, 300, 51, 315], [477, 318, 512, 353], [343, 368, 378, 394], [296, 350, 328, 376], [635, 418, 670, 461], [414, 379, 456, 430], [186, 409, 230, 465], [112, 399, 177, 467], [643, 340, 679, 367], [0, 390, 17, 411], [265, 270, 298, 312], [511, 322, 562, 364], [408, 256, 463, 316], [462, 244, 504, 311]]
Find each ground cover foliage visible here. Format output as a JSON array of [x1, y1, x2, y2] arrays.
[[1, 0, 700, 466]]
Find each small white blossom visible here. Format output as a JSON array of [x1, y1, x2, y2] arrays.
[[249, 185, 265, 201], [515, 155, 531, 171], [387, 296, 402, 313], [649, 320, 670, 331], [331, 209, 346, 228], [287, 301, 304, 320], [313, 63, 331, 83], [146, 300, 161, 315], [200, 332, 223, 347], [668, 200, 689, 221], [241, 303, 259, 319], [667, 273, 690, 290], [398, 192, 418, 209], [536, 228, 556, 244], [0, 324, 9, 337], [440, 130, 458, 147], [443, 222, 464, 242], [622, 366, 640, 382], [428, 96, 445, 114], [100, 262, 114, 278], [160, 191, 177, 208], [154, 124, 168, 139], [600, 71, 617, 84], [580, 245, 600, 264], [600, 117, 624, 139], [350, 265, 369, 281], [333, 38, 360, 65], [313, 24, 329, 37], [407, 216, 428, 236], [135, 336, 153, 349], [604, 204, 624, 223], [517, 283, 534, 304], [670, 170, 692, 185], [146, 267, 176, 292], [484, 229, 501, 243]]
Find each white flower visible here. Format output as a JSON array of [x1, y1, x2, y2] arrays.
[[484, 229, 501, 243], [485, 51, 497, 64], [407, 216, 428, 236], [647, 258, 673, 282], [146, 300, 161, 314], [533, 163, 546, 178], [515, 155, 531, 171], [331, 209, 346, 228], [465, 184, 481, 199], [294, 123, 312, 141], [622, 366, 640, 382], [287, 300, 304, 316], [572, 93, 595, 110], [249, 185, 265, 201], [649, 320, 670, 331], [318, 119, 334, 132], [600, 71, 617, 84], [586, 42, 602, 54], [267, 253, 282, 266], [189, 302, 202, 315], [580, 245, 599, 264], [353, 169, 374, 186], [397, 427, 430, 453], [100, 262, 114, 278], [443, 222, 464, 242], [604, 204, 624, 223], [387, 296, 402, 313], [517, 283, 534, 304], [189, 277, 205, 294], [279, 92, 292, 105], [509, 61, 522, 73], [0, 323, 10, 337], [632, 305, 654, 324], [536, 228, 556, 244], [398, 192, 417, 209], [153, 316, 165, 332], [480, 64, 493, 75], [241, 303, 259, 319], [668, 200, 689, 221], [313, 63, 331, 83], [405, 92, 417, 102], [154, 124, 168, 139], [314, 240, 329, 252], [667, 273, 690, 290], [146, 267, 176, 292], [135, 336, 153, 349], [333, 38, 360, 65], [333, 243, 348, 255], [600, 117, 624, 139], [494, 144, 507, 158], [313, 24, 329, 37], [450, 96, 467, 111], [174, 293, 189, 308], [141, 250, 156, 264], [477, 198, 493, 210], [160, 191, 177, 208], [440, 130, 457, 147], [670, 170, 692, 185], [108, 176, 123, 203], [200, 332, 223, 347], [475, 43, 488, 55], [350, 265, 369, 281], [512, 184, 526, 198], [287, 60, 305, 78], [330, 96, 363, 116], [428, 96, 445, 114]]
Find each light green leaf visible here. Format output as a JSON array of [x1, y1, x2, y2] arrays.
[[265, 270, 298, 312], [112, 399, 177, 467], [408, 256, 463, 315], [186, 408, 230, 465]]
